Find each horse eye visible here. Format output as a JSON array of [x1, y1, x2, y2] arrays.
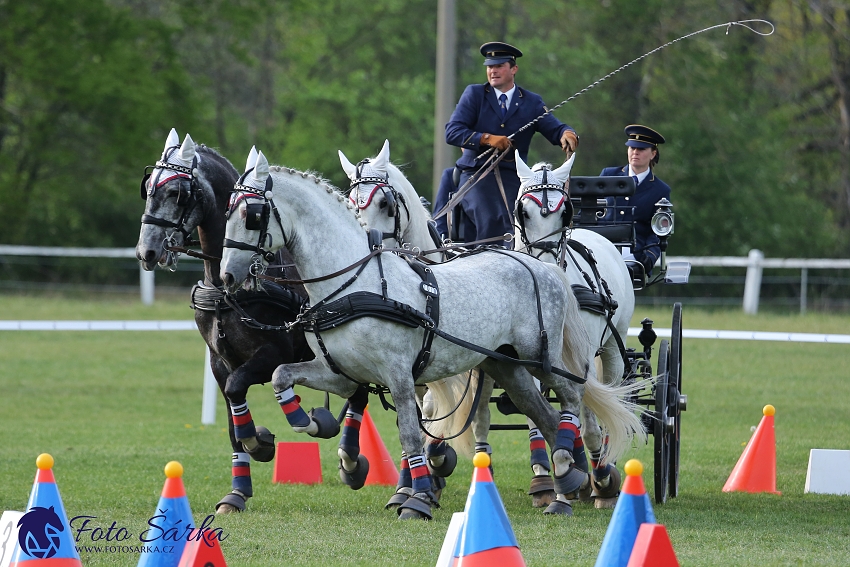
[[523, 210, 530, 219], [379, 199, 388, 209]]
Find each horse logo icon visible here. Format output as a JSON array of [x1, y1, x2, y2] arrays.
[[17, 506, 65, 559]]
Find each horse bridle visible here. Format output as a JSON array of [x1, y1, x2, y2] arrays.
[[515, 167, 573, 261], [346, 159, 409, 245], [222, 170, 285, 275], [139, 146, 203, 264]]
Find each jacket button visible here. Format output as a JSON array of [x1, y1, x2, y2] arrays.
[[625, 197, 630, 201], [500, 124, 505, 128]]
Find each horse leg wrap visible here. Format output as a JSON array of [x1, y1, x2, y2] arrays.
[[230, 401, 257, 442], [275, 387, 313, 431], [386, 453, 413, 510], [338, 453, 370, 490], [216, 452, 252, 514], [338, 389, 368, 460], [408, 454, 433, 495], [426, 441, 457, 478], [528, 426, 550, 472], [215, 490, 248, 514]]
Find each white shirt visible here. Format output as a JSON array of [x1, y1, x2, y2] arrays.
[[628, 166, 651, 185], [495, 85, 516, 108]]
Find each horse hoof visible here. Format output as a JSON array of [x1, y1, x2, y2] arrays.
[[578, 476, 594, 503], [542, 500, 573, 516], [338, 454, 370, 490], [397, 507, 430, 520], [307, 407, 340, 439], [430, 475, 446, 503], [532, 490, 556, 508], [594, 496, 618, 509], [554, 466, 586, 497], [243, 426, 276, 463], [427, 445, 458, 478], [215, 491, 247, 514], [528, 475, 556, 508], [385, 487, 414, 510]]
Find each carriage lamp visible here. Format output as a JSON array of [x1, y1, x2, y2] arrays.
[[651, 198, 675, 237]]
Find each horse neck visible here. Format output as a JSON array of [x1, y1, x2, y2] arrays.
[[388, 169, 441, 262], [271, 170, 375, 300]]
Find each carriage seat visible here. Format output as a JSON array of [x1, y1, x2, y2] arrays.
[[568, 176, 636, 249]]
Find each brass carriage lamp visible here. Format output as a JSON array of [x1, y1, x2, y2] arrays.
[[651, 198, 674, 238]]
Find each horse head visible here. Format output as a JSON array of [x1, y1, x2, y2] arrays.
[[514, 151, 575, 257], [221, 149, 285, 294], [136, 128, 204, 270]]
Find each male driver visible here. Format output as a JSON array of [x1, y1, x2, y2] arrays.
[[444, 42, 578, 245]]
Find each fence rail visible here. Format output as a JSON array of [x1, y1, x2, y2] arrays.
[[1, 245, 848, 312]]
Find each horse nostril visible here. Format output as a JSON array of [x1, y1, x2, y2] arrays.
[[143, 250, 156, 263], [223, 273, 234, 287]]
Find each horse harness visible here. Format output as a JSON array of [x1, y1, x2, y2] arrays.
[[139, 146, 203, 247], [223, 169, 285, 266]]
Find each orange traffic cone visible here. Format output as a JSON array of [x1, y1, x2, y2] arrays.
[[10, 453, 82, 567], [360, 408, 399, 486], [178, 530, 227, 567], [723, 405, 781, 494], [626, 524, 680, 567]]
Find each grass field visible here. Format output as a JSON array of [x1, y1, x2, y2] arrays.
[[1, 294, 849, 566]]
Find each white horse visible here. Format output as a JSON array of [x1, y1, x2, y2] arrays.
[[338, 140, 646, 513], [221, 149, 645, 519], [514, 151, 638, 507]]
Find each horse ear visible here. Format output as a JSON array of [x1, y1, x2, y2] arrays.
[[551, 153, 576, 186], [372, 139, 390, 176], [177, 133, 196, 167], [515, 150, 533, 184], [254, 151, 270, 184], [165, 128, 180, 149], [338, 150, 357, 181], [245, 146, 259, 172]]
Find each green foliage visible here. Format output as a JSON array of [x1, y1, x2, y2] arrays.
[[0, 0, 848, 259]]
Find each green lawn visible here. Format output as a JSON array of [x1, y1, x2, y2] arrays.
[[1, 295, 849, 566]]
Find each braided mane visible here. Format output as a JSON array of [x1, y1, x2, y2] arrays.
[[269, 165, 368, 228]]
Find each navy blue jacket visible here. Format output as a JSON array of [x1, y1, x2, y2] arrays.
[[444, 83, 574, 243], [599, 166, 671, 270]]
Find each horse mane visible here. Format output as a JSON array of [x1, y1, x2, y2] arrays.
[[196, 144, 238, 176], [268, 165, 368, 229]]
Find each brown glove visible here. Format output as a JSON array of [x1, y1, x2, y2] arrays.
[[481, 133, 511, 152], [560, 130, 579, 155]]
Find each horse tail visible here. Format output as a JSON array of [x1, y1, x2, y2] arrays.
[[546, 263, 648, 464], [423, 373, 476, 458], [582, 377, 649, 464]]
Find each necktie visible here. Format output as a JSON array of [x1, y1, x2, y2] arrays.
[[632, 175, 639, 187], [499, 94, 507, 118]]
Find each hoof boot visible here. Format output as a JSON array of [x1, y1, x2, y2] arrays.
[[307, 407, 340, 439], [542, 500, 573, 516], [554, 465, 586, 496], [215, 491, 247, 514], [397, 492, 436, 520], [385, 487, 413, 510], [427, 444, 458, 478], [339, 454, 369, 490], [243, 426, 276, 463]]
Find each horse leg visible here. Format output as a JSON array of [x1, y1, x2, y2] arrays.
[[470, 370, 495, 460], [223, 344, 285, 464], [526, 379, 556, 508], [209, 354, 252, 514], [338, 385, 371, 490], [271, 359, 356, 439]]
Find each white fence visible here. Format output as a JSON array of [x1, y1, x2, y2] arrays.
[[2, 245, 849, 312]]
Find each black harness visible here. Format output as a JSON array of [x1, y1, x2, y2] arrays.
[[139, 148, 202, 246], [222, 170, 285, 264]]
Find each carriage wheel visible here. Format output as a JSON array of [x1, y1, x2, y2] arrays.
[[667, 303, 684, 498], [653, 339, 670, 504]]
